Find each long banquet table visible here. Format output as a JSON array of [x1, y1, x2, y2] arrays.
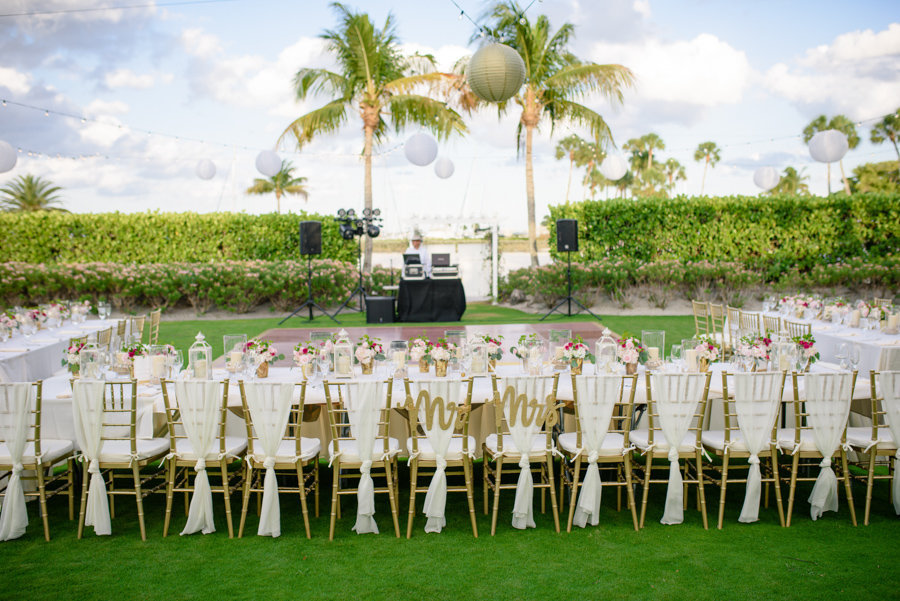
[[0, 319, 113, 382]]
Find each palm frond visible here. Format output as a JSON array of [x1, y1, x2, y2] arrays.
[[293, 68, 349, 100], [278, 100, 349, 149], [544, 62, 634, 105], [543, 98, 615, 147], [386, 94, 467, 140]]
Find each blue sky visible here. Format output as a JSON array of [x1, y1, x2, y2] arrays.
[[0, 0, 898, 236]]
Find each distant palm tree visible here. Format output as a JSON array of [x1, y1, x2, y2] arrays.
[[803, 114, 859, 195], [573, 139, 605, 199], [624, 132, 665, 171], [870, 108, 900, 176], [478, 1, 634, 266], [693, 141, 721, 195], [662, 158, 686, 194], [769, 166, 810, 196], [0, 174, 67, 212], [279, 2, 467, 271], [623, 133, 666, 197], [554, 134, 584, 202], [245, 160, 309, 213]]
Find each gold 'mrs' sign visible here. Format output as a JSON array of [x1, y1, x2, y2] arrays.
[[502, 385, 557, 428], [406, 390, 457, 431]]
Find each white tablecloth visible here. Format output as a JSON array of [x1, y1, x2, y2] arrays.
[[0, 320, 112, 383]]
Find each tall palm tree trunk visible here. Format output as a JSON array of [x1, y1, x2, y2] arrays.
[[363, 123, 374, 273], [525, 123, 538, 268], [838, 159, 851, 195], [275, 189, 282, 214], [826, 163, 832, 196], [701, 157, 709, 195], [565, 155, 573, 203]]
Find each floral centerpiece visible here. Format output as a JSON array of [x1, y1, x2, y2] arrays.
[[476, 334, 503, 371], [69, 300, 91, 323], [693, 335, 720, 371], [428, 338, 456, 377], [355, 334, 385, 374], [244, 338, 284, 378], [510, 333, 541, 359], [409, 332, 432, 372], [736, 333, 772, 370], [563, 336, 594, 375], [825, 297, 849, 323], [0, 311, 17, 339], [617, 335, 648, 375], [791, 333, 819, 372], [293, 341, 317, 378], [113, 340, 148, 375], [61, 340, 87, 376]]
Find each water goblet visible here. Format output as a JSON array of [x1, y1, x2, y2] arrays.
[[670, 344, 683, 371], [835, 343, 849, 370], [848, 345, 861, 372]]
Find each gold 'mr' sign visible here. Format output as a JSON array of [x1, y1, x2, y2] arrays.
[[501, 385, 558, 428], [406, 390, 457, 431]]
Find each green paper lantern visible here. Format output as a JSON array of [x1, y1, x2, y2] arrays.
[[467, 43, 525, 103]]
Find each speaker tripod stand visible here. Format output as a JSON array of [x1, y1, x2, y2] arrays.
[[279, 254, 339, 324], [540, 250, 602, 321], [333, 234, 366, 318]]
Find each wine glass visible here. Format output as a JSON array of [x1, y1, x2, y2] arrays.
[[170, 350, 184, 378], [835, 343, 849, 370], [21, 320, 37, 345], [848, 345, 861, 372], [97, 301, 111, 321], [670, 344, 683, 371]]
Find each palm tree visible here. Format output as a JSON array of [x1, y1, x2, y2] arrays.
[[279, 2, 467, 271], [478, 1, 634, 266], [0, 174, 67, 212], [623, 133, 666, 197], [554, 134, 583, 202], [693, 141, 721, 195], [245, 160, 309, 213], [573, 139, 605, 199], [625, 132, 665, 171], [803, 114, 859, 195], [769, 166, 810, 196], [870, 108, 900, 176], [662, 158, 686, 195]]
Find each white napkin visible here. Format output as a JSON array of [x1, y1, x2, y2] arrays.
[[0, 348, 28, 353]]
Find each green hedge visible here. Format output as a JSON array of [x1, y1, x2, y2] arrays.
[[548, 194, 900, 273], [0, 212, 356, 263], [0, 261, 399, 314]]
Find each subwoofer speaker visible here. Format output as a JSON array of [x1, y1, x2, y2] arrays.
[[556, 219, 578, 252], [365, 296, 395, 324], [299, 221, 322, 255]]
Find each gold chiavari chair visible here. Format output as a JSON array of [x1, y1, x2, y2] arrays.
[[483, 374, 562, 535], [708, 303, 727, 350], [846, 371, 899, 525], [631, 372, 712, 529], [0, 382, 76, 541], [74, 380, 169, 540], [238, 381, 320, 538], [323, 380, 400, 540], [726, 305, 742, 355], [95, 326, 113, 352], [558, 373, 639, 532], [777, 372, 857, 527], [739, 310, 762, 334], [702, 371, 786, 528], [692, 300, 711, 337], [160, 379, 247, 537], [404, 377, 477, 538], [148, 309, 162, 345], [762, 314, 781, 335], [874, 298, 893, 307], [115, 319, 127, 341], [129, 315, 146, 344], [783, 319, 811, 339]]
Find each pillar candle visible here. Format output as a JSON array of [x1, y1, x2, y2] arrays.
[[133, 355, 151, 380], [685, 349, 698, 372], [888, 314, 899, 331], [554, 346, 565, 360], [392, 350, 406, 368], [229, 351, 242, 368], [337, 355, 351, 374], [849, 310, 860, 327], [150, 354, 167, 378], [193, 358, 207, 379], [648, 347, 659, 362]]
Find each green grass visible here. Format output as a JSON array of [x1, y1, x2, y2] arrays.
[[158, 303, 697, 360], [3, 461, 898, 600]]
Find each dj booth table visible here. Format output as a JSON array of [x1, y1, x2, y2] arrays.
[[397, 278, 466, 322]]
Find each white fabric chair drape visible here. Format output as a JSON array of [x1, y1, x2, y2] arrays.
[[878, 371, 900, 515], [72, 380, 111, 536], [572, 375, 620, 528], [651, 373, 705, 525], [499, 376, 554, 530], [733, 372, 782, 523], [175, 380, 221, 535], [0, 383, 32, 541], [408, 379, 462, 533], [243, 381, 294, 537], [804, 372, 853, 520], [343, 381, 387, 534]]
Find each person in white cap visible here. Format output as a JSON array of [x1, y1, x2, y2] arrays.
[[405, 231, 431, 277]]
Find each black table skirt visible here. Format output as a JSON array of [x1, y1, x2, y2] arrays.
[[397, 279, 466, 322]]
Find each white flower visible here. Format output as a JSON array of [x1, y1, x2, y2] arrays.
[[355, 346, 375, 363], [620, 348, 638, 364], [431, 347, 450, 361]]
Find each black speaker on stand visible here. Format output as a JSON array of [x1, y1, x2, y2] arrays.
[[279, 221, 339, 324], [541, 218, 602, 322]]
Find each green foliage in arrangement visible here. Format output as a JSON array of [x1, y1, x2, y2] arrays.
[[548, 194, 900, 272], [0, 211, 356, 263], [0, 261, 399, 314]]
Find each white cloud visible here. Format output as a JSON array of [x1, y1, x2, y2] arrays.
[[180, 28, 222, 58], [0, 67, 32, 95], [104, 68, 155, 89], [765, 23, 900, 120]]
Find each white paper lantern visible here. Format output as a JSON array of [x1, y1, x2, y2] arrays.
[[753, 166, 780, 191], [195, 159, 216, 180], [434, 156, 454, 179], [255, 150, 282, 177], [0, 140, 17, 174], [599, 155, 628, 181], [467, 43, 526, 102], [404, 132, 438, 166], [808, 129, 849, 163]]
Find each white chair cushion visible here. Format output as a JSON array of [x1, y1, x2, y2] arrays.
[[846, 426, 897, 451], [251, 437, 321, 464], [0, 439, 74, 465], [412, 436, 476, 461], [629, 430, 697, 454], [483, 433, 553, 457], [98, 438, 170, 462], [557, 432, 626, 456], [701, 430, 753, 453], [174, 436, 248, 462], [776, 429, 818, 453], [328, 437, 398, 462]]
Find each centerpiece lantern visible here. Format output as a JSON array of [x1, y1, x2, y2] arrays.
[[188, 332, 212, 380], [333, 329, 353, 378], [595, 329, 618, 374]]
